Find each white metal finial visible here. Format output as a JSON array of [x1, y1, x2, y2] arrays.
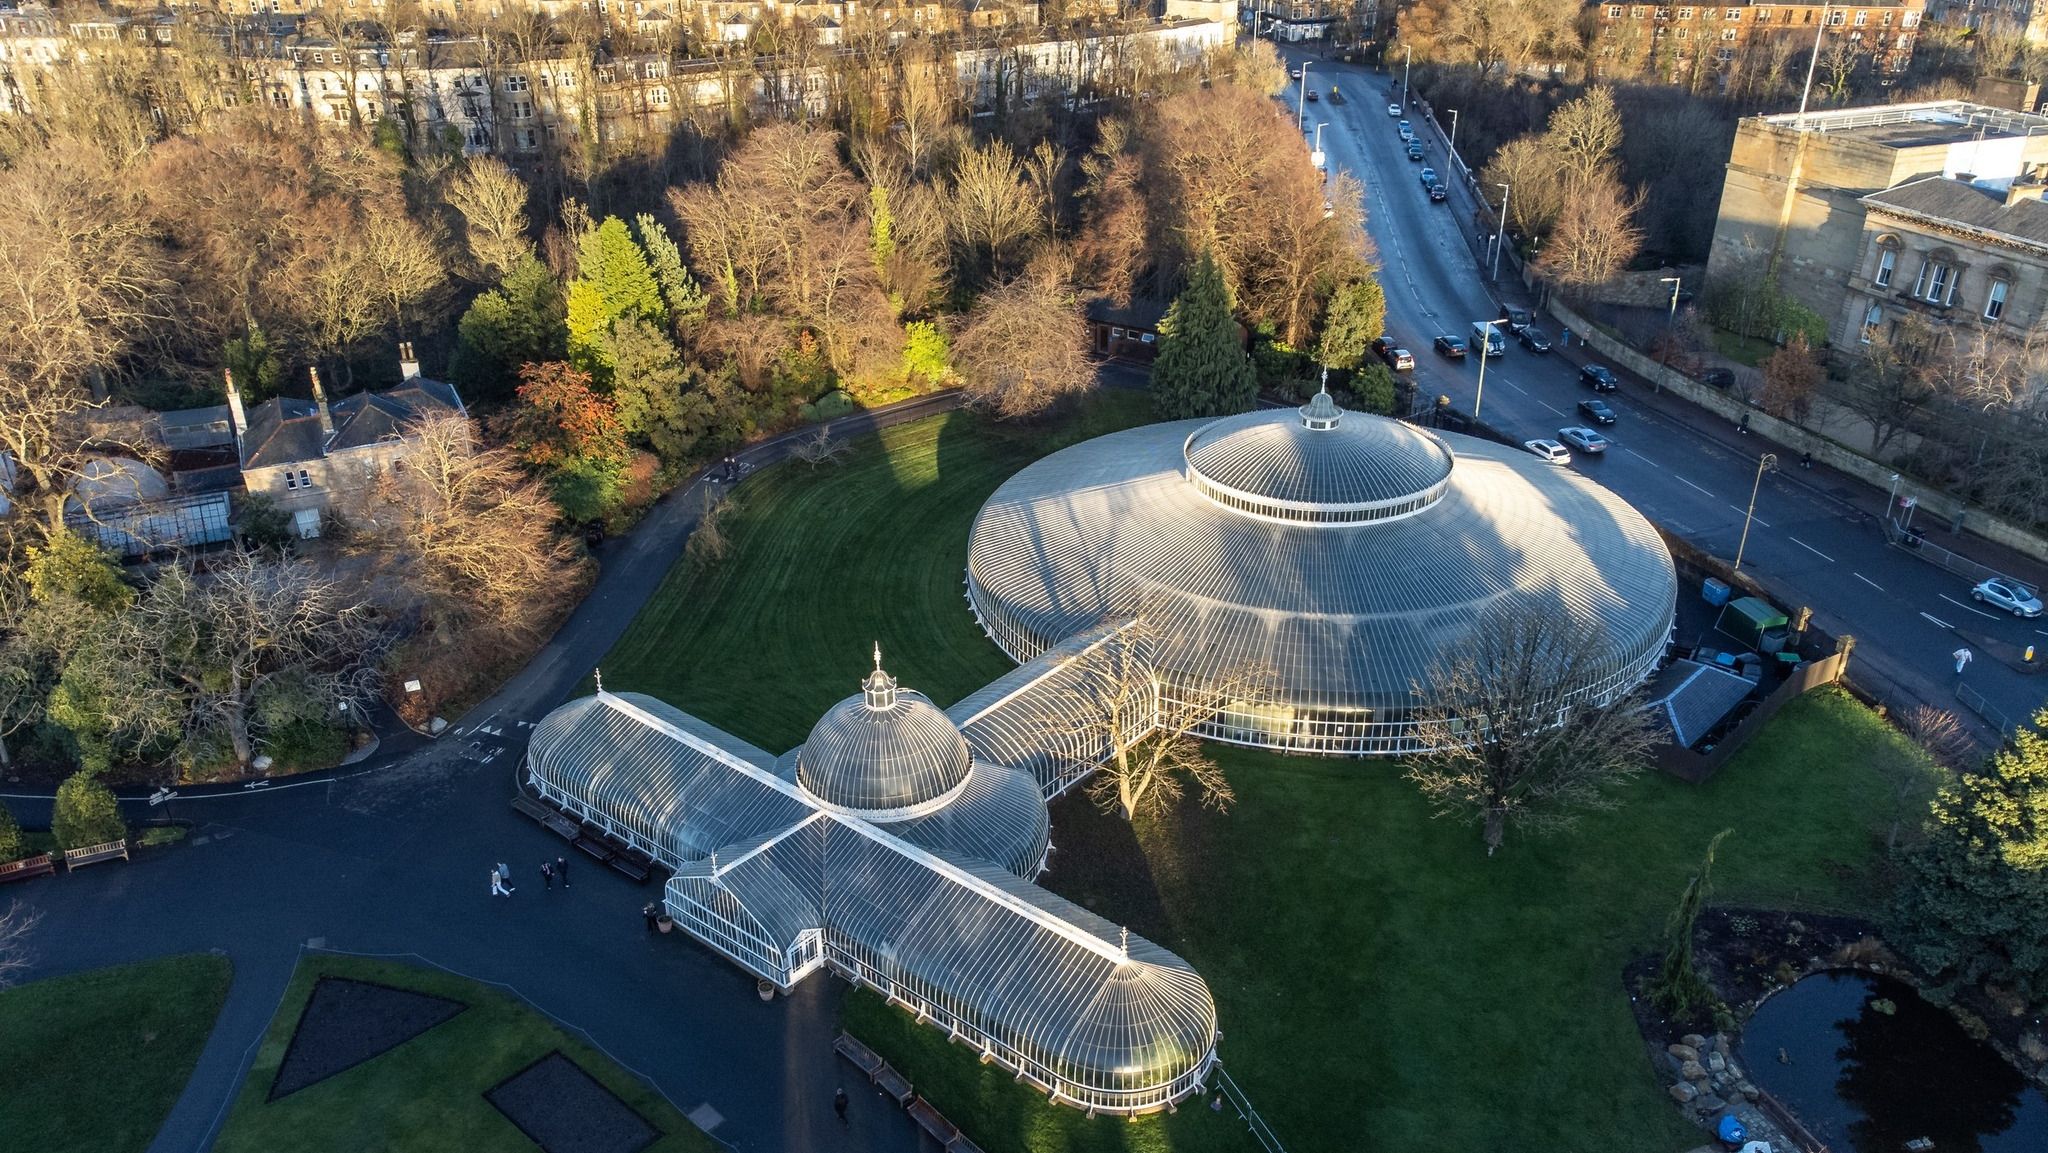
[[1120, 926, 1129, 959], [873, 641, 882, 671], [594, 667, 603, 693]]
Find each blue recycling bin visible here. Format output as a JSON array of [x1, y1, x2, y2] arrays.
[[1703, 577, 1732, 607]]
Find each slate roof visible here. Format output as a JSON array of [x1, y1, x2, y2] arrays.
[[239, 378, 462, 470], [1861, 177, 2048, 251], [1644, 659, 1757, 749]]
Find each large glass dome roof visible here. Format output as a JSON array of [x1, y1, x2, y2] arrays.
[[796, 651, 974, 817], [1182, 392, 1455, 524]]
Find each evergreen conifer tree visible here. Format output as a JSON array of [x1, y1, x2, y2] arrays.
[[1892, 708, 2048, 1006], [1151, 252, 1255, 420], [51, 771, 124, 851]]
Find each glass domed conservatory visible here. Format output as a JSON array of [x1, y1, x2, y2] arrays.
[[526, 646, 1217, 1115], [966, 392, 1678, 754]]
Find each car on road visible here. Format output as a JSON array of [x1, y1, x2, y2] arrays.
[[1290, 67, 1303, 80], [1580, 364, 1619, 392], [1387, 102, 1402, 116], [1557, 426, 1609, 454], [1973, 577, 2044, 618], [1578, 398, 1618, 425], [1523, 439, 1572, 465], [1406, 141, 1425, 160], [1433, 335, 1467, 360], [1397, 119, 1411, 135], [1372, 337, 1415, 370], [1306, 89, 1319, 102], [1428, 183, 1448, 202], [1419, 166, 1437, 187], [1518, 327, 1552, 353]]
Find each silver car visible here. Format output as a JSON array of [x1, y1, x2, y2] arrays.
[[1557, 426, 1609, 454], [1973, 577, 2044, 618], [1522, 439, 1571, 465]]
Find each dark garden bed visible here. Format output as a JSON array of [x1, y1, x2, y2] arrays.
[[269, 977, 466, 1100], [485, 1049, 661, 1153]]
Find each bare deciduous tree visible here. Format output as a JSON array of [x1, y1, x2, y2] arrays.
[[1040, 612, 1273, 822], [351, 413, 583, 639], [1758, 332, 1823, 424], [791, 426, 852, 468], [945, 138, 1041, 283], [444, 157, 533, 280], [953, 265, 1095, 419], [1405, 606, 1661, 856], [1536, 176, 1645, 289], [0, 899, 40, 989]]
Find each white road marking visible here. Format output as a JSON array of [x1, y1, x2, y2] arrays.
[[1920, 612, 1954, 629], [1939, 593, 2004, 621], [1788, 536, 1835, 563], [1674, 474, 1716, 498], [1855, 572, 1886, 592], [1728, 504, 1772, 528], [1625, 448, 1656, 465]]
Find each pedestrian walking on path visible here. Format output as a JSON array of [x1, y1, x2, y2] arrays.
[[541, 861, 554, 890], [834, 1087, 849, 1122], [556, 855, 569, 887], [643, 902, 660, 932], [1559, 327, 1570, 348], [490, 868, 514, 897], [1954, 647, 1974, 676]]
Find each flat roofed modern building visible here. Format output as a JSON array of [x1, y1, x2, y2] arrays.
[[965, 393, 1679, 754]]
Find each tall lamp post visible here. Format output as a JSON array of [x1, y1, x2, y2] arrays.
[[1655, 275, 1683, 391], [1297, 60, 1312, 130], [1314, 121, 1327, 152], [1734, 452, 1779, 573], [1402, 44, 1411, 110], [1446, 108, 1459, 163], [1491, 182, 1511, 281], [1660, 276, 1682, 325], [1797, 5, 1830, 128], [1473, 319, 1504, 421]]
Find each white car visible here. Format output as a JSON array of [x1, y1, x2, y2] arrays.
[[1387, 102, 1402, 116], [1522, 439, 1571, 465], [1557, 426, 1609, 454], [1973, 577, 2044, 618]]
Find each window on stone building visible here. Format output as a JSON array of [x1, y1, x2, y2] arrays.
[[1986, 277, 2009, 321], [649, 85, 670, 105], [1608, 4, 1623, 15], [1755, 6, 1771, 21], [1854, 9, 1867, 24], [1677, 6, 1693, 17], [1827, 9, 1844, 24], [1875, 245, 1897, 287], [1725, 6, 1740, 17], [506, 73, 529, 91], [1722, 27, 1737, 38], [1861, 302, 1883, 342], [1916, 258, 1957, 305]]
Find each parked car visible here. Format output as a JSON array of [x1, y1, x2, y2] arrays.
[[1370, 337, 1415, 370], [1518, 327, 1552, 353], [1580, 364, 1618, 392], [1419, 166, 1437, 187], [1523, 439, 1571, 465], [1433, 335, 1467, 359], [1557, 426, 1609, 454], [1387, 102, 1402, 116], [1428, 183, 1448, 202], [1578, 398, 1618, 425], [1700, 368, 1736, 390], [1397, 119, 1411, 135], [1973, 577, 2044, 618], [1406, 142, 1425, 161]]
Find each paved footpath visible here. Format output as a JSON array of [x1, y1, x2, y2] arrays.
[[7, 390, 968, 1153]]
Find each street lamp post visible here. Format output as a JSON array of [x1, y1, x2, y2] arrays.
[[1654, 275, 1683, 392], [1447, 108, 1459, 163], [1797, 4, 1830, 128], [1660, 276, 1682, 326], [1491, 183, 1511, 281], [1314, 121, 1327, 153], [1734, 452, 1779, 573], [1402, 44, 1411, 110], [1297, 60, 1312, 130], [1473, 319, 1504, 421]]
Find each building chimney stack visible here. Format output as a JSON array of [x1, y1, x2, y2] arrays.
[[2008, 181, 2048, 207], [309, 365, 335, 442], [398, 340, 420, 381], [223, 368, 247, 439]]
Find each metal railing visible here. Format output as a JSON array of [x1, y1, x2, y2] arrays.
[[1212, 1066, 1287, 1153], [1956, 681, 2016, 740], [1882, 515, 2006, 586]]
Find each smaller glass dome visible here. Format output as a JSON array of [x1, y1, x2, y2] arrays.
[[1181, 393, 1454, 525], [796, 647, 973, 818]]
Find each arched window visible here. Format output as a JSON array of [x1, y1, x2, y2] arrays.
[[1873, 233, 1901, 287]]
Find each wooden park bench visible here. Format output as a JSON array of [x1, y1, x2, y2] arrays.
[[872, 1063, 914, 1107], [906, 1098, 957, 1144], [63, 839, 130, 871], [0, 853, 56, 884], [510, 795, 582, 841], [833, 1032, 884, 1078], [945, 1135, 985, 1153], [607, 851, 652, 883], [573, 834, 616, 864]]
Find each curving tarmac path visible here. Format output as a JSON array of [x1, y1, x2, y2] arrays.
[[4, 390, 969, 1153]]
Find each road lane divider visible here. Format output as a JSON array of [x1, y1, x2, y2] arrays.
[[1788, 536, 1836, 563]]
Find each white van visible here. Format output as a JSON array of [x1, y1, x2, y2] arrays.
[[1469, 321, 1505, 358]]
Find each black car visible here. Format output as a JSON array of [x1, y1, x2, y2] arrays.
[[1406, 142, 1424, 161], [1580, 364, 1618, 392], [1428, 183, 1448, 202], [1518, 327, 1552, 353], [1306, 90, 1319, 102], [1433, 335, 1467, 359], [1578, 398, 1617, 425], [1699, 368, 1735, 390]]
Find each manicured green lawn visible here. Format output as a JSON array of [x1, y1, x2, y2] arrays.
[[597, 398, 1938, 1153], [0, 953, 233, 1153], [213, 954, 719, 1153], [1711, 328, 1777, 367], [602, 390, 1153, 751]]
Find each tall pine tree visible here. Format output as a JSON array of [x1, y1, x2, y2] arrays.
[[1891, 707, 2048, 1006], [1151, 252, 1255, 420]]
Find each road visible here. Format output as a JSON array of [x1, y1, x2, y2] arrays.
[[1284, 50, 2047, 734]]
